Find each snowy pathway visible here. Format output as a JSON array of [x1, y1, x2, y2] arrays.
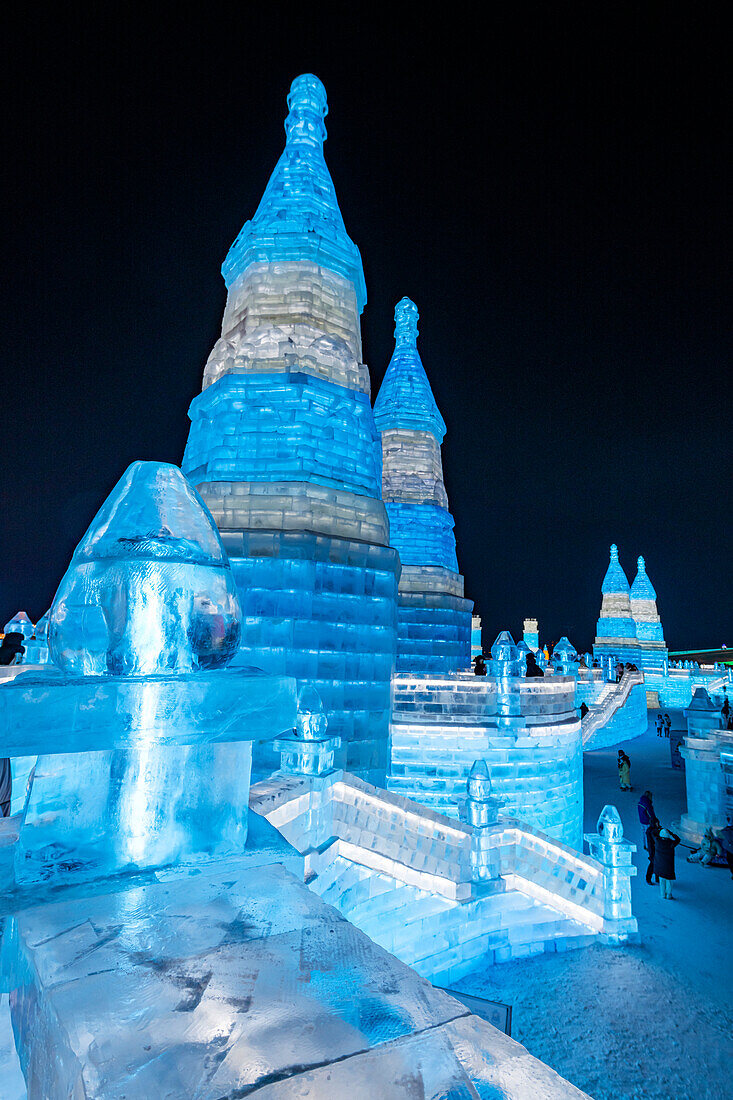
[[455, 713, 733, 1100]]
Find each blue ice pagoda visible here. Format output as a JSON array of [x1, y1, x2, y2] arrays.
[[182, 74, 400, 783]]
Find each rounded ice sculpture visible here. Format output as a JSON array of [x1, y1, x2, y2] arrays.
[[48, 461, 242, 675], [596, 805, 623, 841], [491, 631, 516, 664]]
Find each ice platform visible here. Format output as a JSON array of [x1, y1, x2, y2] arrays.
[[3, 861, 589, 1098]]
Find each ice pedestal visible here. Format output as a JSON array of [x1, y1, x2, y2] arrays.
[[584, 805, 637, 944]]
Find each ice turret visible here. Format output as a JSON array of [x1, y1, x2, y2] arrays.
[[222, 74, 366, 311], [182, 76, 399, 783], [373, 298, 472, 672], [593, 545, 640, 665], [630, 556, 668, 669]]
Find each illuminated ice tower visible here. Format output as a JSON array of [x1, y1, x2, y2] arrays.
[[373, 298, 472, 672], [182, 75, 399, 783], [630, 556, 667, 669], [593, 544, 641, 665]]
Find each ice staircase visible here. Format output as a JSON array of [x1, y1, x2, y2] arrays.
[[251, 771, 635, 986], [581, 670, 647, 749]]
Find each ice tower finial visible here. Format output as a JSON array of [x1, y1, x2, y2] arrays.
[[601, 543, 630, 595], [284, 73, 328, 147], [394, 297, 419, 347]]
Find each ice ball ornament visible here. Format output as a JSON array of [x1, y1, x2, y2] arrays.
[[48, 462, 242, 675], [597, 805, 624, 841]]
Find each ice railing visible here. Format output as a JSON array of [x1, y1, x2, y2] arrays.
[[251, 772, 613, 934], [581, 670, 645, 746]]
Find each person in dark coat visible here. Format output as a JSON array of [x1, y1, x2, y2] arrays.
[[473, 655, 487, 676], [645, 823, 660, 884], [654, 828, 680, 898], [637, 790, 658, 852], [0, 757, 11, 818], [663, 713, 671, 738], [0, 631, 25, 666], [525, 652, 544, 678]]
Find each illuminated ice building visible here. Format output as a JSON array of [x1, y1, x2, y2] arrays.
[[374, 297, 473, 673], [182, 74, 399, 783]]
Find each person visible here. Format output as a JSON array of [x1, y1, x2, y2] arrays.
[[645, 822, 660, 885], [525, 652, 544, 678], [637, 790, 658, 852], [721, 695, 730, 725], [592, 658, 600, 669], [579, 701, 589, 718], [578, 655, 588, 670], [687, 827, 722, 866], [473, 654, 487, 676], [0, 757, 11, 818], [655, 713, 664, 737], [615, 661, 624, 683], [714, 822, 733, 878], [654, 827, 680, 898], [663, 713, 671, 739], [618, 750, 632, 790], [0, 631, 25, 666]]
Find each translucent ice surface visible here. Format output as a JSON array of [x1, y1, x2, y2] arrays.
[[48, 462, 241, 675]]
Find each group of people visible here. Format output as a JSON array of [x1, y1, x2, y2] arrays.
[[615, 660, 639, 682], [638, 791, 681, 898], [638, 790, 733, 899], [654, 713, 672, 738]]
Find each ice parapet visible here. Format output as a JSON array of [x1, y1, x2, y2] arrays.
[[48, 462, 241, 675]]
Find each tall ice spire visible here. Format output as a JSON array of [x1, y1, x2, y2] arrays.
[[374, 298, 472, 673], [182, 75, 399, 783], [593, 545, 641, 664]]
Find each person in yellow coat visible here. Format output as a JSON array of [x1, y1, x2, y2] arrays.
[[617, 750, 631, 790]]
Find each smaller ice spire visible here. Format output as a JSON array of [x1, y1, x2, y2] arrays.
[[394, 296, 419, 347], [601, 544, 631, 595], [630, 555, 657, 601], [373, 298, 446, 441], [284, 73, 328, 148]]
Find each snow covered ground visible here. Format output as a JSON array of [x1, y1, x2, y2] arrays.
[[456, 712, 733, 1100]]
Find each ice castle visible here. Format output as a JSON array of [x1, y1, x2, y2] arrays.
[[182, 74, 400, 784], [374, 297, 473, 673]]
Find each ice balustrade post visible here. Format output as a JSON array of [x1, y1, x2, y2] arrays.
[[490, 632, 523, 729], [552, 637, 578, 676], [273, 686, 341, 777], [584, 805, 637, 944], [457, 760, 506, 893]]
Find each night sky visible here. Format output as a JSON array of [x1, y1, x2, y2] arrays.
[[2, 11, 730, 651]]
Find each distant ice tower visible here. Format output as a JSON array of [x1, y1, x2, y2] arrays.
[[373, 298, 473, 672], [630, 556, 667, 669], [183, 75, 399, 782], [593, 544, 641, 665]]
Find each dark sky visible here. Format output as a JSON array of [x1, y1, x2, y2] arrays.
[[2, 10, 730, 651]]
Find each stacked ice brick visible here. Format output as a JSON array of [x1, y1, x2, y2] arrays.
[[182, 75, 399, 783], [629, 555, 668, 669], [373, 298, 472, 673], [592, 544, 641, 665]]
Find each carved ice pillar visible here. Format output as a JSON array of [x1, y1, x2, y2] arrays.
[[584, 805, 638, 944]]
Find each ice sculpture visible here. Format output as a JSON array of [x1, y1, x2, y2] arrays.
[[373, 298, 473, 673], [48, 462, 241, 675], [630, 555, 668, 668], [584, 805, 638, 943], [182, 74, 399, 784], [2, 462, 296, 886], [592, 544, 641, 664], [2, 612, 34, 643], [21, 612, 50, 665], [552, 636, 578, 675]]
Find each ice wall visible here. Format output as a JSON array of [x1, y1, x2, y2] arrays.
[[373, 298, 472, 673], [182, 75, 399, 783]]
